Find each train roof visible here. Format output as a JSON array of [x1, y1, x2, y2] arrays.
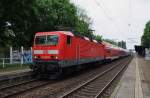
[[35, 31, 101, 44], [35, 31, 74, 36], [102, 41, 128, 51]]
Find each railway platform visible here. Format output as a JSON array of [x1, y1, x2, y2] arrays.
[[110, 55, 150, 98]]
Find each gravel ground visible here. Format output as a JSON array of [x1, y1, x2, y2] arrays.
[[100, 60, 130, 98], [14, 58, 127, 98]]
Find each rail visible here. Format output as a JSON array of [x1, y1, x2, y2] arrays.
[[60, 57, 132, 98]]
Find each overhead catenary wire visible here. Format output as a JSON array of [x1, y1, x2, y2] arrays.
[[94, 0, 113, 21], [94, 0, 135, 44], [128, 0, 132, 28], [94, 0, 118, 32], [94, 0, 125, 40], [98, 0, 112, 18], [127, 0, 138, 43]]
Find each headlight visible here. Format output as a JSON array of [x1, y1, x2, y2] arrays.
[[51, 56, 58, 59], [34, 56, 38, 59], [55, 56, 58, 59]]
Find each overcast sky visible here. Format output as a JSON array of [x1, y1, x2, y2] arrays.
[[71, 0, 150, 49]]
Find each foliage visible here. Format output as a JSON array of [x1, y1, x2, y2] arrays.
[[103, 39, 127, 49], [0, 0, 94, 47], [0, 0, 38, 47], [141, 20, 150, 48], [94, 35, 102, 42], [118, 41, 126, 49], [75, 8, 94, 38], [103, 39, 118, 46]]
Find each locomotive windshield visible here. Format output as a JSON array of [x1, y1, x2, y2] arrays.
[[35, 35, 58, 45], [47, 35, 58, 45], [35, 36, 46, 45]]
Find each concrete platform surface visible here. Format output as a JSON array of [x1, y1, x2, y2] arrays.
[[110, 55, 150, 98]]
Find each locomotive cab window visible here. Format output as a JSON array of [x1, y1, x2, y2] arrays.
[[47, 35, 58, 45], [35, 35, 58, 45], [67, 35, 71, 45], [35, 36, 46, 45]]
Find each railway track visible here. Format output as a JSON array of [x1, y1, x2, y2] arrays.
[[0, 71, 32, 85], [0, 79, 52, 98], [0, 70, 55, 98], [0, 57, 132, 98], [14, 57, 131, 98], [59, 57, 132, 98]]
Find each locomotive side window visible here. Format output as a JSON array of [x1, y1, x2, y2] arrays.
[[67, 35, 71, 45], [47, 35, 58, 45]]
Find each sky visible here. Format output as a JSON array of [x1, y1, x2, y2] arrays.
[[71, 0, 150, 49]]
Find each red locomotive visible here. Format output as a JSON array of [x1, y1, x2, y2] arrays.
[[32, 31, 128, 78]]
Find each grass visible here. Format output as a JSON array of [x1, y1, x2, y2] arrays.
[[0, 63, 31, 72]]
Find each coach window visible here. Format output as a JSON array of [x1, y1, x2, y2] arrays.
[[107, 49, 111, 53], [67, 35, 71, 45]]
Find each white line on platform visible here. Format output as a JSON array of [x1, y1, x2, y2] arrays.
[[135, 55, 143, 98]]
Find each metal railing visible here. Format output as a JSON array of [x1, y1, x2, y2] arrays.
[[0, 46, 33, 69], [0, 58, 24, 68]]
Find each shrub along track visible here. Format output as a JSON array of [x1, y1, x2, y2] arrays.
[[12, 56, 132, 98]]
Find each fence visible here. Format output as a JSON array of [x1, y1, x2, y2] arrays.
[[0, 47, 32, 68], [145, 48, 150, 60]]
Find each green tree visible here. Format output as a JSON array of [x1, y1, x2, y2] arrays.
[[0, 0, 94, 47], [141, 20, 150, 48], [74, 8, 93, 38], [0, 0, 38, 47], [94, 35, 102, 42], [118, 41, 126, 49], [103, 39, 118, 46]]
